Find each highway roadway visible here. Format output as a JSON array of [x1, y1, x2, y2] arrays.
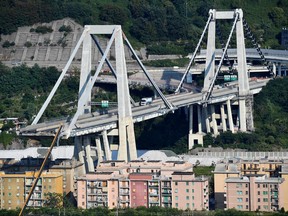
[[20, 78, 270, 138]]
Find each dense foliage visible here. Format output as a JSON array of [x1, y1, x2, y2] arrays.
[[3, 207, 288, 216], [0, 63, 78, 121], [0, 0, 288, 54]]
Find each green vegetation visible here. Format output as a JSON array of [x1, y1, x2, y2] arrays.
[[3, 206, 288, 215], [0, 0, 287, 53], [193, 166, 215, 177], [0, 62, 78, 122], [2, 40, 15, 48], [143, 58, 190, 67], [34, 26, 53, 34]]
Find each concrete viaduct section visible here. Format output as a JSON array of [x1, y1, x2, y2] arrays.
[[30, 25, 141, 174], [187, 9, 252, 149]]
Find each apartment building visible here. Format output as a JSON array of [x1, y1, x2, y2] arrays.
[[0, 171, 63, 209], [76, 160, 209, 210], [225, 175, 284, 211], [214, 158, 288, 211]]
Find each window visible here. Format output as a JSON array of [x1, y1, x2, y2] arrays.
[[258, 198, 260, 202], [263, 191, 268, 195], [176, 203, 178, 207], [186, 203, 189, 208], [112, 188, 115, 192], [175, 196, 178, 201], [236, 183, 242, 188], [175, 189, 178, 193], [82, 195, 84, 199], [16, 178, 19, 183], [48, 179, 51, 183], [186, 189, 189, 193], [245, 191, 248, 195], [237, 198, 243, 202], [257, 191, 260, 195], [237, 205, 243, 209], [8, 193, 11, 196], [8, 186, 11, 190], [237, 191, 243, 195], [263, 198, 268, 202], [186, 182, 189, 186], [192, 203, 194, 208], [257, 184, 260, 188], [192, 189, 194, 193], [49, 186, 52, 189], [246, 205, 249, 209], [246, 198, 248, 202], [245, 184, 248, 188], [264, 205, 269, 210], [192, 196, 194, 200], [175, 182, 178, 186], [8, 178, 11, 183], [186, 196, 189, 200], [82, 202, 84, 206], [144, 196, 147, 200], [192, 182, 194, 186]]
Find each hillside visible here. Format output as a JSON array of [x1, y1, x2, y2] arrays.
[[0, 0, 287, 55]]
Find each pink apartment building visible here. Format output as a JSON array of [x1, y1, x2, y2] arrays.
[[225, 174, 284, 212], [76, 160, 209, 210]]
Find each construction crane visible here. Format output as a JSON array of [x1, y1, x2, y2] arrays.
[[18, 125, 63, 216]]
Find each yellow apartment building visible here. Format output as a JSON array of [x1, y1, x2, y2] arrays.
[[0, 171, 63, 210]]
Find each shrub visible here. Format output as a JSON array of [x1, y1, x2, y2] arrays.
[[35, 26, 53, 34], [24, 41, 32, 48], [2, 40, 15, 48], [58, 25, 72, 33]]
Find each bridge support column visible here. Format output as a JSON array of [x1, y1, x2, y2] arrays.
[[227, 100, 234, 133], [188, 105, 194, 150], [102, 130, 112, 161], [188, 105, 204, 148], [236, 9, 249, 132], [84, 136, 95, 172], [197, 105, 203, 133], [220, 104, 227, 132], [115, 27, 137, 162], [278, 63, 282, 77], [95, 136, 103, 166], [211, 105, 218, 135], [74, 137, 86, 176], [203, 9, 216, 92], [204, 106, 211, 133]]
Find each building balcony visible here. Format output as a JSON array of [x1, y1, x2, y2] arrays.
[[272, 201, 279, 206], [162, 199, 172, 203], [241, 168, 260, 172], [149, 193, 159, 197], [119, 191, 129, 195], [149, 199, 159, 204], [162, 190, 172, 195], [120, 184, 129, 188]]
